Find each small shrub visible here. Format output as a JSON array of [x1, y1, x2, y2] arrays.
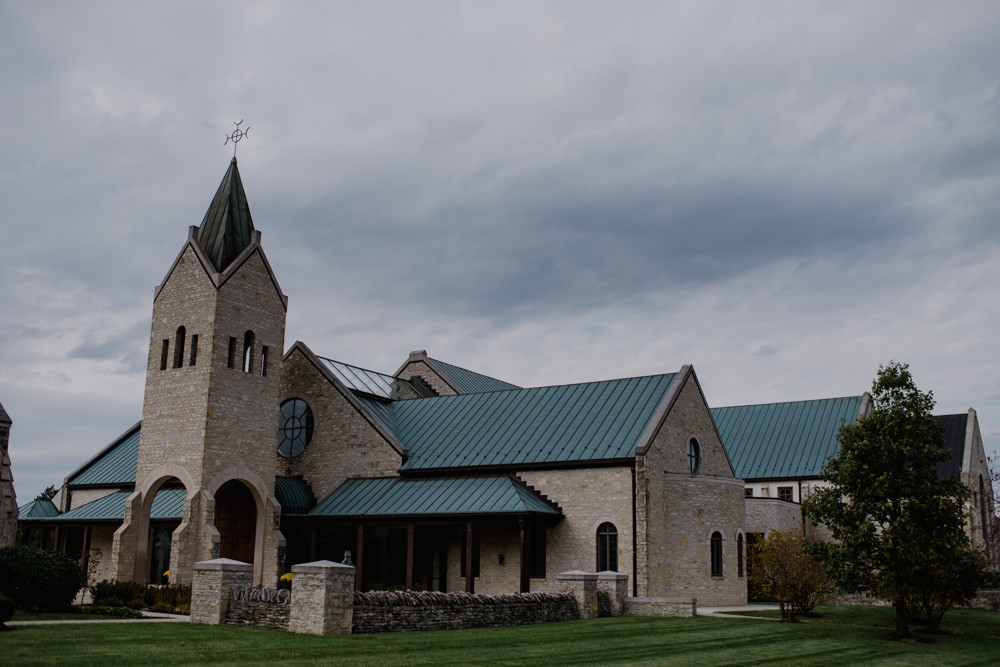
[[0, 545, 86, 611], [91, 580, 191, 614], [78, 605, 144, 619]]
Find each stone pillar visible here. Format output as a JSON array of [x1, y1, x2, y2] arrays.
[[289, 560, 356, 635], [191, 558, 252, 625], [597, 571, 630, 616], [557, 570, 599, 619]]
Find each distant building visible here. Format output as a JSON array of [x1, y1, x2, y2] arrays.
[[715, 397, 998, 567], [0, 401, 17, 547]]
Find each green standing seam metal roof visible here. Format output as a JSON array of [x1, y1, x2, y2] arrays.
[[17, 498, 60, 518], [430, 358, 521, 393], [712, 395, 866, 480], [393, 373, 676, 470], [67, 423, 140, 486], [274, 476, 315, 514], [197, 158, 255, 272], [319, 357, 427, 400], [49, 489, 186, 522], [308, 476, 560, 518]]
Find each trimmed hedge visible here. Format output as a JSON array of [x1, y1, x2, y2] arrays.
[[0, 546, 85, 611], [91, 580, 191, 614]]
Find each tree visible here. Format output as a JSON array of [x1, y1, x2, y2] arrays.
[[750, 529, 832, 621], [34, 485, 57, 502], [802, 361, 985, 638]]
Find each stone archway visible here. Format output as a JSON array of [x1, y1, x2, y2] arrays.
[[215, 482, 257, 564]]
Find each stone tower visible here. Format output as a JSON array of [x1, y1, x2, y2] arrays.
[[111, 159, 287, 586], [0, 401, 17, 547]]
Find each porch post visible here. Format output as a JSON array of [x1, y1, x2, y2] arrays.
[[519, 518, 530, 593], [355, 524, 364, 591], [465, 521, 474, 593], [405, 523, 415, 590]]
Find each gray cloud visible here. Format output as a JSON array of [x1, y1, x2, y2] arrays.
[[2, 1, 999, 501]]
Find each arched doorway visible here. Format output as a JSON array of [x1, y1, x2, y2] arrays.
[[215, 482, 257, 564]]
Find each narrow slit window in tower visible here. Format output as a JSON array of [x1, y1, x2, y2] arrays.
[[172, 327, 186, 369]]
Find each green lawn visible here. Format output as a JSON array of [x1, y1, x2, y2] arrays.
[[3, 607, 1000, 666]]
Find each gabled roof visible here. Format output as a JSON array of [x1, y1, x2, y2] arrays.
[[18, 498, 59, 518], [394, 373, 677, 470], [0, 400, 10, 425], [430, 358, 521, 394], [196, 158, 255, 272], [712, 395, 867, 480], [47, 489, 186, 522], [66, 423, 140, 486], [309, 476, 560, 518]]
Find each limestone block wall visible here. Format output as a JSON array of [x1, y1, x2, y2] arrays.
[[137, 244, 218, 482], [278, 348, 403, 502], [623, 597, 697, 617], [67, 488, 120, 511], [636, 369, 746, 605], [517, 467, 634, 593], [653, 474, 747, 606], [393, 352, 460, 396], [744, 498, 802, 536], [86, 525, 118, 584]]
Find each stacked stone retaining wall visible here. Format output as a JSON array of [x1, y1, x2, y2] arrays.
[[224, 585, 290, 630], [351, 590, 579, 633]]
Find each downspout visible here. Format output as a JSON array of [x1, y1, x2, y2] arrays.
[[631, 463, 638, 597]]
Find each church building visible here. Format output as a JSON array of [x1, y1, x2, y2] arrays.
[[18, 159, 748, 606]]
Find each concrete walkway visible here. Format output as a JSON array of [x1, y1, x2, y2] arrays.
[[697, 603, 781, 619], [6, 611, 190, 626]]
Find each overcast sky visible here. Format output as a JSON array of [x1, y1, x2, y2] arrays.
[[2, 1, 998, 502]]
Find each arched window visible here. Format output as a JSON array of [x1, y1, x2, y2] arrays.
[[596, 522, 618, 572], [172, 327, 186, 369], [687, 438, 701, 474], [711, 531, 723, 577], [737, 533, 744, 578], [242, 330, 255, 373], [278, 398, 314, 458]]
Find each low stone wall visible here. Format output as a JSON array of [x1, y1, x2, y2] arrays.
[[965, 590, 1000, 611], [351, 590, 579, 634], [224, 585, 290, 630], [623, 597, 697, 617]]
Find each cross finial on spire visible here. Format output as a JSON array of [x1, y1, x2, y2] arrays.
[[224, 119, 250, 158]]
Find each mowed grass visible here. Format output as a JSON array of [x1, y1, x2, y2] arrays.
[[4, 606, 1000, 666]]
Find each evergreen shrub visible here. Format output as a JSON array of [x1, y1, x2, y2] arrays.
[[0, 545, 85, 611]]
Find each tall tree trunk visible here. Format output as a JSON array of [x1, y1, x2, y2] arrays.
[[894, 600, 909, 637]]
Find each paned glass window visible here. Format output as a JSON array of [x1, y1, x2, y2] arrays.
[[737, 533, 744, 578], [711, 531, 723, 577], [778, 486, 793, 502], [277, 398, 314, 458], [687, 438, 701, 473], [596, 522, 618, 572]]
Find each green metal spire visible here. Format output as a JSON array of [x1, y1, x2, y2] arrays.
[[197, 158, 255, 272]]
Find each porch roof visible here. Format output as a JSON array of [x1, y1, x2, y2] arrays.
[[307, 476, 561, 519], [47, 489, 186, 522]]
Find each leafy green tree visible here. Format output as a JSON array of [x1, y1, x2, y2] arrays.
[[802, 361, 985, 638], [750, 529, 832, 621], [34, 485, 57, 502]]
